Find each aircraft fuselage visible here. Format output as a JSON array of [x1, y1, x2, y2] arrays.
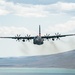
[[33, 36, 44, 45]]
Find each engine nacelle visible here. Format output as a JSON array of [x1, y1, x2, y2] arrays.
[[22, 39, 25, 42], [52, 38, 55, 41]]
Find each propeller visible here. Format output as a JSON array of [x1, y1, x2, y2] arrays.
[[56, 37, 60, 40], [15, 34, 21, 41], [55, 33, 61, 40], [44, 34, 50, 41], [24, 34, 31, 41], [26, 34, 30, 37], [45, 34, 50, 36], [55, 33, 61, 36], [16, 34, 21, 37]]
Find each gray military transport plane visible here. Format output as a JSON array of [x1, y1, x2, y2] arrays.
[[0, 25, 75, 45]]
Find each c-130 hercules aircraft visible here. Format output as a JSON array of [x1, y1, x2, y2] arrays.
[[0, 25, 75, 45]]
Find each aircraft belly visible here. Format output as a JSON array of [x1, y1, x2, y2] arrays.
[[33, 38, 43, 45]]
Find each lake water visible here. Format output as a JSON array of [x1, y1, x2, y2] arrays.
[[0, 68, 75, 75]]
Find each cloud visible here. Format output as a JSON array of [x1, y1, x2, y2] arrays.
[[0, 26, 32, 36], [0, 17, 75, 36], [0, 1, 75, 17], [0, 9, 9, 15], [43, 2, 75, 15], [12, 4, 48, 17], [0, 0, 49, 17], [46, 17, 75, 33], [0, 0, 10, 15], [51, 2, 75, 11]]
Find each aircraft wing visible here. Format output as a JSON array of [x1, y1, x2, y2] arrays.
[[0, 36, 34, 40], [0, 34, 75, 41], [42, 34, 75, 39]]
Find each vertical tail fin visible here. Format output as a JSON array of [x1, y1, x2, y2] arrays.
[[39, 25, 41, 36]]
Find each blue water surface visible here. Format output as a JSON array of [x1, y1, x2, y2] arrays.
[[0, 73, 75, 75], [0, 68, 75, 75]]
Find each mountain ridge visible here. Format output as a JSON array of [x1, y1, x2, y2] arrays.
[[0, 50, 75, 68]]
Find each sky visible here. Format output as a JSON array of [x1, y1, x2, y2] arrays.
[[0, 0, 75, 57]]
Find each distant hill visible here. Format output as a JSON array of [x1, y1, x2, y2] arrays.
[[0, 50, 75, 68]]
